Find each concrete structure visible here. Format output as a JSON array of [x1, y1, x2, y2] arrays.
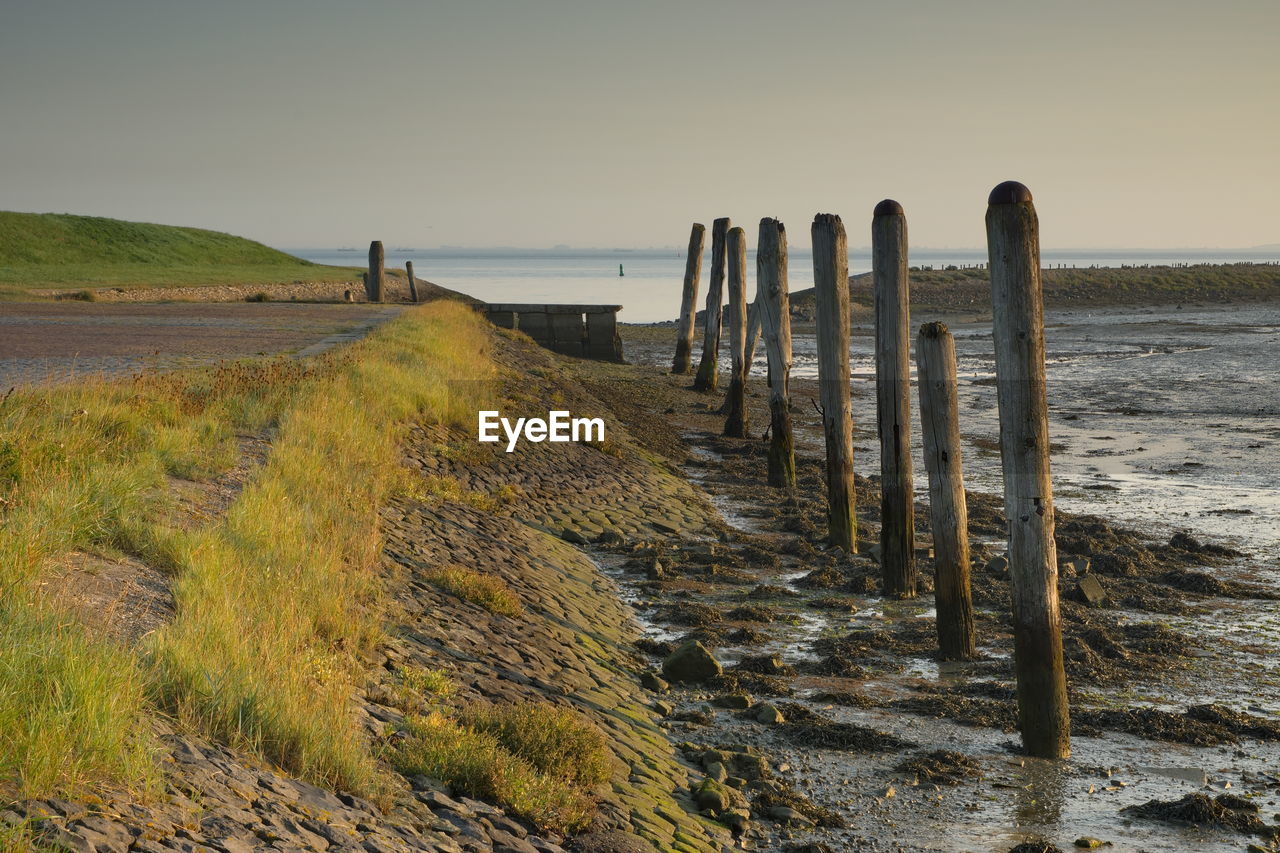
[[486, 303, 624, 362]]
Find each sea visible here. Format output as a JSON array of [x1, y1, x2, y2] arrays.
[[291, 247, 1280, 325]]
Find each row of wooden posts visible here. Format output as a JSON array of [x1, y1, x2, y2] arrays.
[[363, 240, 420, 303], [671, 182, 1069, 760]]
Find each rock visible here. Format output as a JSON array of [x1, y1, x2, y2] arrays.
[[721, 812, 750, 837], [1073, 839, 1105, 850], [561, 528, 590, 545], [755, 704, 785, 725], [915, 546, 934, 560], [1062, 556, 1091, 577], [662, 641, 723, 683], [705, 761, 728, 783], [725, 776, 747, 789], [693, 779, 732, 813], [595, 529, 624, 546], [713, 693, 753, 709], [645, 561, 664, 580], [651, 700, 673, 716], [766, 805, 813, 827], [1075, 574, 1108, 605], [863, 544, 882, 563], [565, 831, 652, 853], [986, 554, 1009, 574], [727, 752, 770, 781], [639, 670, 669, 693]]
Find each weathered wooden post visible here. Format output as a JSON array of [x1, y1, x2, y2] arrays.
[[812, 213, 856, 552], [693, 217, 730, 391], [987, 180, 1070, 759], [367, 241, 385, 303], [916, 321, 976, 660], [744, 294, 762, 370], [406, 261, 419, 303], [872, 200, 916, 597], [673, 223, 705, 374], [757, 218, 795, 488], [723, 227, 749, 437]]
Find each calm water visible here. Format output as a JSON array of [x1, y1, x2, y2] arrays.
[[291, 248, 1280, 324]]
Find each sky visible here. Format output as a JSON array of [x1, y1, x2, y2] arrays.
[[1, 0, 1277, 250]]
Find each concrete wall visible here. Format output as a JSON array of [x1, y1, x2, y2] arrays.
[[485, 304, 624, 362]]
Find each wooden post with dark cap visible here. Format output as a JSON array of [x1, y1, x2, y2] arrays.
[[757, 218, 795, 488], [367, 241, 385, 303], [694, 217, 730, 391], [673, 223, 705, 374], [812, 213, 856, 551], [986, 180, 1070, 759], [406, 261, 419, 303], [916, 321, 976, 660], [872, 199, 916, 596], [723, 226, 749, 437]]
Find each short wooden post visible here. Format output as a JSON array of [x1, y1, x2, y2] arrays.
[[367, 241, 385, 303], [812, 213, 856, 552], [406, 261, 419, 303], [872, 200, 916, 597], [673, 223, 705, 374], [757, 218, 795, 488], [987, 180, 1070, 760], [693, 217, 730, 391], [723, 226, 749, 437], [916, 321, 976, 660]]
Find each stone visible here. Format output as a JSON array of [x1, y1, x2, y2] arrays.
[[561, 528, 590, 545], [693, 780, 731, 814], [639, 670, 669, 693], [985, 554, 1009, 573], [661, 641, 722, 684], [755, 704, 785, 725], [651, 700, 674, 717], [1063, 556, 1091, 577], [712, 693, 752, 709], [704, 761, 728, 783], [646, 561, 664, 580], [1074, 839, 1105, 850], [1076, 573, 1108, 605], [765, 806, 813, 827]]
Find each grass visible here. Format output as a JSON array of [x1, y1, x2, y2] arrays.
[[391, 702, 609, 833], [0, 300, 496, 800], [0, 211, 356, 296], [419, 565, 524, 617]]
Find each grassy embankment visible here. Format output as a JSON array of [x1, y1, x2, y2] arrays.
[[0, 302, 613, 839], [0, 211, 356, 298], [785, 262, 1280, 316]]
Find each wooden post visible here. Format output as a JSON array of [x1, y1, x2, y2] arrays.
[[744, 293, 762, 370], [986, 180, 1070, 760], [367, 241, 385, 303], [757, 218, 794, 488], [723, 227, 749, 437], [693, 217, 730, 391], [811, 213, 856, 552], [673, 223, 705, 374], [406, 260, 419, 303], [872, 200, 916, 597], [916, 321, 976, 660]]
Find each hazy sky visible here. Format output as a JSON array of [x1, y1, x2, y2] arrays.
[[2, 0, 1276, 249]]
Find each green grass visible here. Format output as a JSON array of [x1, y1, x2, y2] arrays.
[[0, 301, 496, 801], [391, 702, 609, 833], [420, 565, 524, 617], [0, 211, 356, 295]]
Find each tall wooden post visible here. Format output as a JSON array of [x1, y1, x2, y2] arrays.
[[744, 294, 762, 369], [406, 260, 419, 303], [987, 180, 1070, 760], [693, 217, 730, 391], [723, 227, 749, 438], [872, 200, 916, 597], [673, 223, 705, 374], [812, 213, 856, 552], [757, 218, 794, 488], [367, 241, 385, 303], [916, 321, 976, 660]]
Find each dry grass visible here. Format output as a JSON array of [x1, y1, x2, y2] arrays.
[[391, 702, 608, 833], [0, 300, 496, 800], [419, 565, 523, 617]]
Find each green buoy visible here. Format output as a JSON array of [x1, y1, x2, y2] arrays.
[[619, 263, 624, 277]]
